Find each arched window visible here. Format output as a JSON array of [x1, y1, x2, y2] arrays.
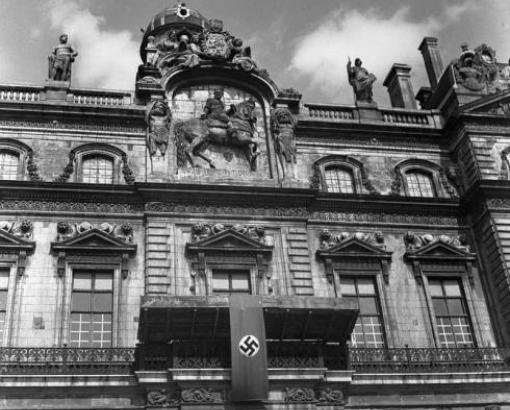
[[324, 166, 355, 193], [405, 170, 435, 197], [82, 155, 114, 184], [0, 151, 20, 180]]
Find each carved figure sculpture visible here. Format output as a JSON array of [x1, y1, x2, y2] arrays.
[[48, 34, 78, 82], [231, 38, 256, 71], [347, 57, 376, 104], [174, 91, 259, 170], [271, 107, 297, 176], [145, 100, 172, 156], [145, 35, 158, 67]]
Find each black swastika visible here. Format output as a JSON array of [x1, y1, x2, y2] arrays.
[[239, 335, 259, 357]]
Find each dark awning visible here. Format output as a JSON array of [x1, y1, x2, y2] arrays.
[[138, 296, 358, 344]]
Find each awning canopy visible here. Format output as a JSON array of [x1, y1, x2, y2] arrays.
[[138, 296, 358, 344]]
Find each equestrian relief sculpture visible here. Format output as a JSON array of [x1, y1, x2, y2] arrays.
[[174, 88, 260, 171]]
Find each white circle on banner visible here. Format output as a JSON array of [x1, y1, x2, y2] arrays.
[[238, 334, 260, 357]]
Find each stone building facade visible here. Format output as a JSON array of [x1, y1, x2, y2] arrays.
[[0, 4, 510, 410]]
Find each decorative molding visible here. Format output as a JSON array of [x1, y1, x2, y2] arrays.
[[180, 387, 222, 403], [26, 149, 42, 182], [0, 220, 36, 275], [403, 232, 470, 252], [488, 198, 510, 208], [0, 200, 140, 214], [310, 211, 458, 226], [403, 232, 476, 285], [191, 223, 265, 244], [56, 221, 134, 243], [317, 388, 345, 404], [285, 387, 316, 403], [320, 229, 385, 250], [51, 222, 136, 278], [317, 230, 392, 284], [146, 389, 177, 407], [0, 119, 144, 134]]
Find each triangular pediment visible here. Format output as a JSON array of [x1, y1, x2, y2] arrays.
[[51, 228, 136, 253], [405, 240, 474, 259], [0, 230, 35, 252], [317, 238, 391, 258], [186, 229, 273, 254], [460, 89, 510, 115]]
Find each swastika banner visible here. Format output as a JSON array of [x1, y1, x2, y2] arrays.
[[229, 294, 268, 402]]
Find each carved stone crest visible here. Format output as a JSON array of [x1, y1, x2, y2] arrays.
[[146, 389, 177, 407], [317, 388, 345, 403], [202, 19, 231, 58]]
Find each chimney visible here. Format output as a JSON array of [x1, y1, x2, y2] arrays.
[[418, 37, 444, 89], [383, 64, 417, 109]]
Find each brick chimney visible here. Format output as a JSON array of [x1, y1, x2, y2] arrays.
[[383, 64, 417, 109], [418, 37, 444, 89]]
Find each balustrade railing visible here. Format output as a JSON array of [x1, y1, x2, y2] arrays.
[[0, 347, 135, 375], [349, 347, 509, 373], [381, 109, 431, 125], [305, 104, 355, 121], [73, 92, 131, 106], [0, 86, 41, 102]]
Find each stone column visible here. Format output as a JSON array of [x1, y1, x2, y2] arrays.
[[418, 37, 444, 89], [383, 64, 417, 109]]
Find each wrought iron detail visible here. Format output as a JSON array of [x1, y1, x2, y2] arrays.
[[349, 347, 509, 373], [0, 347, 135, 375]]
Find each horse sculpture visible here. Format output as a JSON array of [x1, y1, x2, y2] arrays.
[[174, 98, 260, 171]]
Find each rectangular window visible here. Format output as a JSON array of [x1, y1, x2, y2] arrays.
[[212, 270, 251, 295], [429, 278, 474, 347], [70, 271, 113, 347], [340, 276, 386, 348], [0, 268, 9, 345]]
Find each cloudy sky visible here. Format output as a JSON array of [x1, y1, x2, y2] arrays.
[[0, 0, 509, 105]]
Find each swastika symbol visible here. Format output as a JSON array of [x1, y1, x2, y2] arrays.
[[239, 335, 260, 357]]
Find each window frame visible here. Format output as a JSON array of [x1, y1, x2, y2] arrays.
[[323, 165, 356, 194], [339, 275, 388, 348], [0, 150, 21, 181], [312, 155, 376, 195], [0, 264, 16, 346], [70, 143, 127, 184], [0, 139, 37, 181], [404, 169, 436, 197], [211, 268, 252, 295], [62, 262, 121, 348], [80, 154, 116, 184]]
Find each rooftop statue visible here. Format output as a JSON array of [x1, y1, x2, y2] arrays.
[[48, 34, 78, 82], [174, 89, 259, 171], [347, 57, 377, 104]]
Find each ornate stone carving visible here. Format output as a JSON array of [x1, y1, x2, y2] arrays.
[[146, 100, 172, 157], [311, 211, 458, 225], [320, 229, 385, 250], [271, 107, 297, 177], [174, 90, 259, 170], [48, 34, 78, 82], [53, 152, 75, 183], [191, 223, 265, 244], [0, 200, 139, 214], [317, 388, 345, 403], [26, 149, 42, 182], [347, 57, 377, 104], [404, 232, 470, 252], [0, 220, 33, 239], [453, 43, 510, 94], [121, 154, 135, 184], [56, 221, 134, 243], [180, 387, 221, 403], [285, 387, 316, 402], [146, 389, 177, 407]]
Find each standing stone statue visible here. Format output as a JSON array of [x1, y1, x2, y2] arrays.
[[145, 100, 172, 157], [48, 34, 78, 82], [347, 57, 377, 104]]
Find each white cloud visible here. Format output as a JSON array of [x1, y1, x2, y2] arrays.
[[289, 3, 476, 104], [46, 0, 139, 90]]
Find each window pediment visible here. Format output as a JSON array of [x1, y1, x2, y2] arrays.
[[50, 222, 136, 278], [317, 237, 391, 258], [186, 228, 273, 255], [0, 220, 35, 276]]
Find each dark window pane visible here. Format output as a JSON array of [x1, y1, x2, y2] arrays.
[[447, 299, 465, 316], [72, 293, 92, 311], [359, 297, 378, 315], [432, 299, 448, 316], [325, 167, 354, 193], [93, 293, 113, 312]]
